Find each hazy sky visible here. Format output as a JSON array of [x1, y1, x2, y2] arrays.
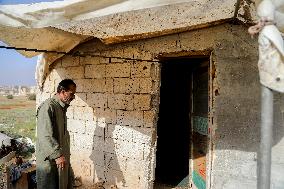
[[0, 41, 37, 86], [0, 0, 64, 86]]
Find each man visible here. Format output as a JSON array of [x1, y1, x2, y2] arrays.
[[36, 79, 76, 189]]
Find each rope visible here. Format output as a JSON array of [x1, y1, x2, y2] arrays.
[[248, 18, 275, 37]]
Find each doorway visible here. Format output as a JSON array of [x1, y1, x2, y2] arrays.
[[155, 57, 210, 189]]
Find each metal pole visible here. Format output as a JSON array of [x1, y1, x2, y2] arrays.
[[258, 85, 273, 189]]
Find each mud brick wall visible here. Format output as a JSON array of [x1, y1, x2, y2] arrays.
[[37, 23, 284, 189]]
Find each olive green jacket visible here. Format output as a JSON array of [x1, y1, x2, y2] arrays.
[[36, 95, 72, 189]]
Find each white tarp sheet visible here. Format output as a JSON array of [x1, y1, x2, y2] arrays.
[[250, 0, 284, 92]]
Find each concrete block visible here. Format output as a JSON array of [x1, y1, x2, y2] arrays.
[[80, 56, 109, 65], [132, 127, 153, 145], [125, 159, 146, 185], [133, 94, 151, 110], [74, 106, 94, 121], [66, 106, 74, 119], [105, 169, 126, 188], [106, 124, 133, 142], [89, 150, 105, 167], [70, 93, 87, 107], [94, 108, 117, 124], [73, 133, 94, 149], [114, 78, 140, 94], [84, 79, 107, 93], [131, 62, 152, 78], [105, 152, 127, 171], [112, 139, 144, 160], [42, 79, 55, 93], [106, 63, 131, 78], [139, 78, 153, 94], [106, 78, 114, 93], [143, 110, 157, 128], [61, 55, 80, 67], [67, 119, 86, 134], [110, 57, 125, 63], [49, 69, 62, 82], [74, 79, 107, 93], [117, 110, 144, 127], [85, 64, 106, 79], [107, 94, 133, 110], [151, 62, 161, 80], [85, 120, 105, 137], [92, 136, 105, 151], [87, 93, 107, 108], [104, 137, 116, 154], [55, 67, 84, 79]]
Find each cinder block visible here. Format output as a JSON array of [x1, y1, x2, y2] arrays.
[[106, 124, 133, 142], [106, 63, 131, 78], [85, 64, 106, 79], [139, 78, 153, 94], [49, 69, 62, 82], [117, 110, 143, 127], [73, 133, 94, 149], [105, 152, 127, 171], [131, 62, 152, 78], [86, 120, 105, 137], [125, 159, 146, 179], [89, 150, 105, 167], [152, 63, 161, 80], [70, 93, 87, 107], [94, 108, 117, 124], [85, 79, 107, 93], [87, 93, 107, 108], [143, 110, 157, 128], [105, 169, 126, 188], [67, 119, 86, 134], [107, 94, 133, 110], [61, 55, 80, 67], [114, 78, 140, 94], [74, 106, 94, 121], [80, 56, 109, 65], [92, 135, 105, 151], [132, 127, 154, 145], [42, 79, 55, 93], [133, 94, 151, 110], [110, 57, 125, 63], [104, 137, 116, 154], [80, 56, 99, 65], [57, 66, 84, 79], [106, 78, 114, 93]]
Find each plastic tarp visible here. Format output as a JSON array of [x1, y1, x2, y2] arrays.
[[252, 0, 284, 92]]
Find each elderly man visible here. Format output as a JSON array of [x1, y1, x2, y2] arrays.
[[36, 79, 76, 189]]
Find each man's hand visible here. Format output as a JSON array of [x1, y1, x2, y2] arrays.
[[55, 155, 66, 170]]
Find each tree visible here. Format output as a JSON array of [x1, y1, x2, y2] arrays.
[[27, 93, 36, 101], [6, 94, 13, 99]]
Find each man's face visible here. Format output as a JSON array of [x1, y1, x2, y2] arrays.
[[60, 85, 76, 105]]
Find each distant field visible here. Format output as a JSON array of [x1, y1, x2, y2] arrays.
[[0, 96, 36, 141]]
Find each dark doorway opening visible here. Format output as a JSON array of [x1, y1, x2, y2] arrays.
[[155, 57, 209, 188]]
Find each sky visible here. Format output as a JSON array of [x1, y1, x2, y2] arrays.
[[0, 0, 63, 86], [0, 41, 37, 86]]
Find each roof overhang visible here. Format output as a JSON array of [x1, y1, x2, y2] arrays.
[[0, 0, 256, 59]]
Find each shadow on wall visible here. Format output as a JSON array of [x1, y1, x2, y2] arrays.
[[45, 54, 157, 188]]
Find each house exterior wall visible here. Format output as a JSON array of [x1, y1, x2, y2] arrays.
[[37, 23, 284, 189]]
